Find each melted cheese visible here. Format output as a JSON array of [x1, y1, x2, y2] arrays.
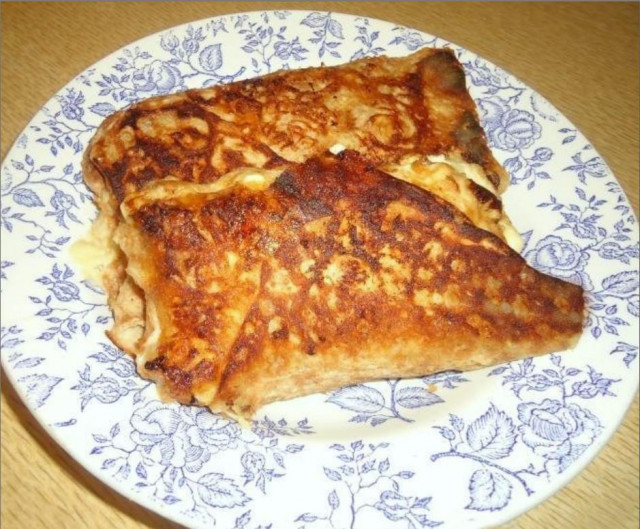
[[120, 168, 282, 219], [426, 154, 494, 192], [137, 297, 161, 371], [496, 213, 522, 252], [69, 213, 120, 285], [384, 155, 523, 252], [329, 143, 346, 155]]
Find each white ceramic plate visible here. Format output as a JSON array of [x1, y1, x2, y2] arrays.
[[1, 10, 638, 529]]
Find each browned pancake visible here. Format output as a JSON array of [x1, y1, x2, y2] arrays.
[[114, 151, 584, 418], [77, 48, 523, 359], [85, 47, 508, 208]]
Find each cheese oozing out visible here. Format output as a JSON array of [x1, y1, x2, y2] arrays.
[[69, 212, 120, 286], [381, 153, 523, 252]]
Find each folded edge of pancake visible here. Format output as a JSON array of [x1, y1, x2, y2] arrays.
[[75, 153, 522, 357], [87, 47, 509, 206], [76, 47, 516, 356], [113, 150, 584, 418]]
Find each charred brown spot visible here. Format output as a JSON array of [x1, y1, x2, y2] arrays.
[[300, 197, 332, 220], [405, 71, 424, 95], [145, 355, 166, 371], [223, 149, 247, 168], [164, 365, 193, 392], [263, 152, 289, 169], [455, 111, 490, 166], [421, 49, 467, 94], [141, 140, 181, 169], [469, 180, 502, 210], [121, 111, 139, 129], [137, 205, 165, 237], [175, 102, 208, 120], [485, 171, 502, 191], [137, 167, 159, 189], [137, 204, 205, 249], [272, 327, 289, 340], [191, 359, 216, 381], [98, 161, 127, 203], [274, 171, 301, 198]]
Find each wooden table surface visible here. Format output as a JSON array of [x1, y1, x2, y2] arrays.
[[1, 2, 638, 528]]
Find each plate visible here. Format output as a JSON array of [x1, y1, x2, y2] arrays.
[[1, 10, 638, 529]]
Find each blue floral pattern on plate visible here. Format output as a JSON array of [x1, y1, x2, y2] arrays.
[[1, 11, 638, 529]]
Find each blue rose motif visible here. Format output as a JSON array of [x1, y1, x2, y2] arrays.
[[582, 156, 607, 178], [375, 491, 413, 521], [478, 98, 509, 131], [525, 235, 591, 288], [572, 222, 598, 240], [490, 109, 542, 151], [51, 280, 80, 302], [58, 88, 85, 121], [273, 38, 306, 61], [131, 401, 181, 448], [518, 399, 601, 473], [533, 147, 553, 162], [110, 356, 137, 378], [503, 156, 524, 174], [466, 58, 504, 90], [241, 451, 266, 474], [479, 99, 542, 152], [373, 490, 434, 523], [48, 189, 80, 228], [184, 408, 241, 453], [209, 19, 226, 37], [252, 420, 276, 439], [564, 153, 608, 183], [131, 401, 210, 472], [130, 402, 242, 473], [274, 41, 294, 61], [50, 190, 76, 212], [91, 375, 129, 404], [182, 38, 200, 55], [160, 33, 180, 52], [133, 60, 183, 94], [402, 31, 426, 51]]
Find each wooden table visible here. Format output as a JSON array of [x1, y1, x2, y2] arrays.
[[2, 3, 638, 528]]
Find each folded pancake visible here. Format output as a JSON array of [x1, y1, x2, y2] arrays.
[[84, 155, 522, 353], [114, 150, 584, 418], [77, 48, 517, 351], [85, 47, 508, 205]]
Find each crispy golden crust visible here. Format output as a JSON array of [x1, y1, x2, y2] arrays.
[[82, 48, 518, 358], [117, 151, 583, 417], [87, 47, 508, 205]]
